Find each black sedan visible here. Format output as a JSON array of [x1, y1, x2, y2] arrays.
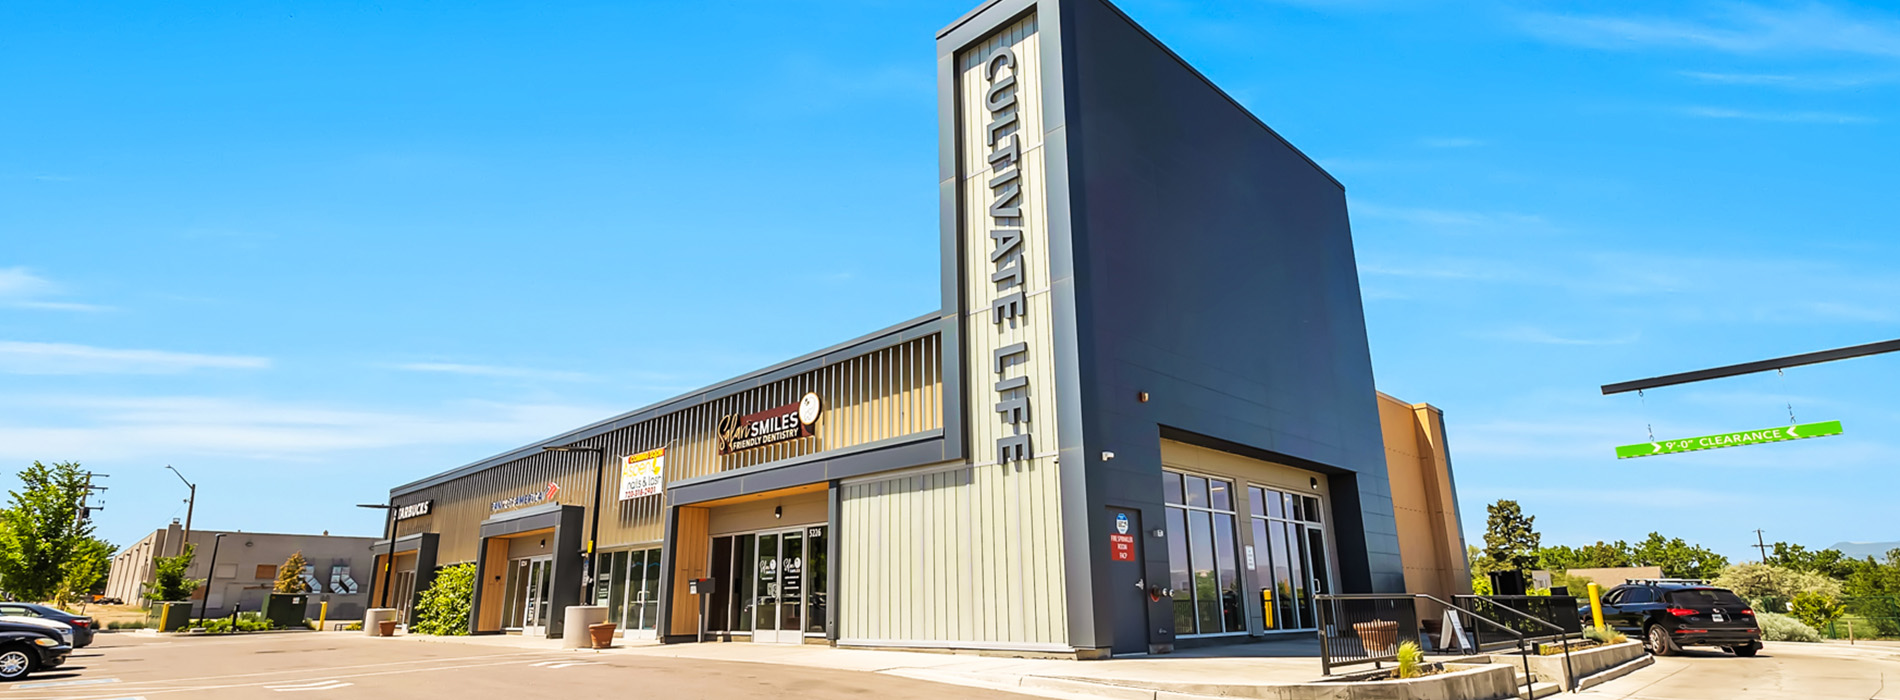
[[0, 604, 91, 648], [0, 630, 70, 681]]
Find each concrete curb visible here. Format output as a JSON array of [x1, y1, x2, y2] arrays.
[[1572, 652, 1654, 692]]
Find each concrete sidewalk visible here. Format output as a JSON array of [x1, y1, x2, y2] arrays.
[[378, 631, 1344, 698]]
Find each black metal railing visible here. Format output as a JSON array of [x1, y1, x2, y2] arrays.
[[1455, 595, 1579, 691], [1317, 593, 1571, 692], [1314, 594, 1420, 675], [1455, 595, 1583, 646]]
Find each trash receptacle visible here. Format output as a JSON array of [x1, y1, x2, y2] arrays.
[[264, 593, 308, 629], [562, 606, 607, 649]]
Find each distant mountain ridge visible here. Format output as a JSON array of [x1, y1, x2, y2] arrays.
[[1828, 541, 1900, 559]]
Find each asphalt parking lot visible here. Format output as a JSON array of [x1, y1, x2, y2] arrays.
[[9, 632, 1034, 700], [1579, 641, 1900, 700]]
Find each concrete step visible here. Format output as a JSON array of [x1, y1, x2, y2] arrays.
[[1517, 680, 1561, 700]]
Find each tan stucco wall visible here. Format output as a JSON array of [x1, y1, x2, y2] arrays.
[[1377, 392, 1471, 601]]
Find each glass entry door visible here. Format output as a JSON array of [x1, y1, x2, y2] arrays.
[[709, 526, 827, 643], [503, 556, 554, 636], [1247, 486, 1332, 631], [595, 547, 663, 638]]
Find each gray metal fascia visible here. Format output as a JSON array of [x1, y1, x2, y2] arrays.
[[390, 313, 946, 497], [665, 430, 944, 492], [936, 0, 1098, 652]]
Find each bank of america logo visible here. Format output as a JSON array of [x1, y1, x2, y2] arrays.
[[545, 482, 560, 501]]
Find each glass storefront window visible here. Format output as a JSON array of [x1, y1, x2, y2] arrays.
[[1164, 470, 1242, 636], [805, 527, 828, 634], [1183, 475, 1208, 508], [1248, 484, 1330, 631]]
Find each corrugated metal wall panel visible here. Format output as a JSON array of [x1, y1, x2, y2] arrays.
[[834, 12, 1069, 652], [394, 334, 944, 565]]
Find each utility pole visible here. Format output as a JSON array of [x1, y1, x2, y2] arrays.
[[77, 472, 108, 521], [1754, 530, 1771, 563], [165, 466, 197, 553]]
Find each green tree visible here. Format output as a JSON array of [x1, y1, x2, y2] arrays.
[[1714, 562, 1842, 612], [146, 544, 199, 602], [1482, 500, 1541, 572], [0, 461, 110, 602], [274, 551, 311, 594], [1538, 541, 1632, 571], [1630, 532, 1727, 580], [1770, 543, 1855, 580], [54, 537, 115, 607], [1841, 549, 1900, 636], [1789, 591, 1844, 630], [412, 563, 475, 636]]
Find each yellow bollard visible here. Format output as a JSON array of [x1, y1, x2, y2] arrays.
[[319, 601, 329, 631], [1587, 582, 1605, 630]]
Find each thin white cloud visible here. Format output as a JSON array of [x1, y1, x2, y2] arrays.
[[1521, 3, 1900, 58], [1484, 327, 1641, 346], [0, 341, 270, 375], [1682, 106, 1876, 123], [1354, 203, 1551, 230], [0, 395, 613, 462], [1421, 137, 1484, 148], [1677, 70, 1893, 89], [393, 362, 592, 382], [0, 267, 111, 312]]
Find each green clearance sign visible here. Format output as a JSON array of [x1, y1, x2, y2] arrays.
[[1615, 420, 1844, 459]]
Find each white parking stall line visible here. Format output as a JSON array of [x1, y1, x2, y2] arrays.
[[263, 679, 354, 692], [14, 677, 121, 689], [544, 662, 602, 669]]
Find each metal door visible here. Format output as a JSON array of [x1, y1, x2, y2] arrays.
[[1107, 507, 1152, 655]]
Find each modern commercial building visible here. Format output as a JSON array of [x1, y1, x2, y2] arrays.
[[106, 521, 379, 619], [373, 0, 1469, 657]]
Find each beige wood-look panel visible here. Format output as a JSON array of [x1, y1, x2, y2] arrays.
[[395, 334, 943, 565], [475, 538, 510, 633], [667, 507, 710, 636]]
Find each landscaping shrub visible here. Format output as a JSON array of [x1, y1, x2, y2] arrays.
[[1790, 591, 1844, 630], [412, 563, 475, 636], [1583, 624, 1626, 645], [1395, 641, 1424, 679], [1757, 612, 1821, 642], [197, 618, 273, 634]]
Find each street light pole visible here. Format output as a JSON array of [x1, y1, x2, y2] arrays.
[[356, 503, 396, 608], [541, 444, 609, 603], [197, 533, 227, 622], [165, 465, 196, 549]]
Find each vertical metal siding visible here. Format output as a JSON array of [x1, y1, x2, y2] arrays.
[[395, 334, 944, 566], [835, 14, 1068, 651]]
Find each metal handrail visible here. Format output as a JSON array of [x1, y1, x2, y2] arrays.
[[1318, 593, 1538, 690], [1456, 595, 1578, 691]]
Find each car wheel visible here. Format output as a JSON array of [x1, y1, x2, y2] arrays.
[[1646, 625, 1677, 656], [0, 648, 34, 681], [1732, 644, 1759, 657]]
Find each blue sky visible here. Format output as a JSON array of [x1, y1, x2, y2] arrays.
[[3, 0, 1896, 562]]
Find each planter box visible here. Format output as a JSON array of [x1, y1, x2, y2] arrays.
[[1508, 640, 1645, 686]]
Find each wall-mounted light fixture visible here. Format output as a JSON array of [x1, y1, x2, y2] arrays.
[[1101, 451, 1115, 461], [774, 505, 783, 519], [1136, 391, 1150, 403], [1309, 477, 1320, 490], [1150, 529, 1165, 538]]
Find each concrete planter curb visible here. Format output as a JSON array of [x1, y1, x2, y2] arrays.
[[1513, 640, 1645, 687], [1573, 652, 1653, 692], [1023, 662, 1520, 700]]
